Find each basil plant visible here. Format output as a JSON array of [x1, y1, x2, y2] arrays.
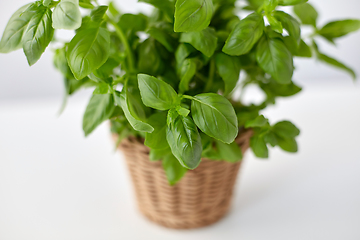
[[1, 0, 359, 185]]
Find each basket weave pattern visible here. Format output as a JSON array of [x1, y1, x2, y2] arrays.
[[117, 129, 253, 229]]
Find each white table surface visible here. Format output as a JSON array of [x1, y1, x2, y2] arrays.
[[0, 82, 360, 240]]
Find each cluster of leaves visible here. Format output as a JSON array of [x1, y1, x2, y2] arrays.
[[1, 0, 359, 185]]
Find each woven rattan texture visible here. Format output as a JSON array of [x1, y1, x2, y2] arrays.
[[117, 129, 253, 229]]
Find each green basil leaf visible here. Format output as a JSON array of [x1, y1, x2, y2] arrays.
[[315, 50, 356, 80], [272, 121, 300, 139], [293, 3, 318, 27], [216, 140, 243, 162], [93, 82, 110, 94], [113, 91, 121, 106], [276, 136, 298, 152], [256, 36, 293, 84], [191, 93, 238, 144], [274, 11, 301, 46], [52, 0, 82, 30], [278, 0, 307, 5], [245, 115, 269, 128], [250, 135, 269, 158], [90, 6, 108, 23], [176, 106, 190, 116], [283, 37, 312, 58], [118, 13, 147, 36], [138, 74, 180, 110], [79, 0, 95, 9], [162, 154, 188, 185], [147, 27, 176, 52], [137, 38, 164, 76], [174, 0, 213, 32], [22, 4, 54, 66], [42, 0, 52, 7], [83, 94, 115, 136], [260, 80, 302, 97], [145, 112, 168, 149], [264, 0, 279, 14], [180, 27, 218, 58], [149, 147, 171, 161], [139, 0, 174, 22], [166, 115, 202, 170], [179, 58, 197, 93], [267, 14, 283, 34], [167, 108, 179, 126], [120, 91, 154, 133], [264, 131, 278, 147], [67, 27, 110, 80], [0, 3, 32, 53], [223, 13, 265, 56], [215, 53, 241, 95], [175, 43, 195, 64], [318, 19, 360, 42], [53, 47, 73, 79]]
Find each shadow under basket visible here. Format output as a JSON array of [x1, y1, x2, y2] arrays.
[[115, 129, 253, 229]]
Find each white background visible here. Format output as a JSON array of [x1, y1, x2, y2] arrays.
[[0, 0, 360, 239]]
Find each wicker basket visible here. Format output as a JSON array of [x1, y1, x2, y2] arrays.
[[116, 129, 253, 229]]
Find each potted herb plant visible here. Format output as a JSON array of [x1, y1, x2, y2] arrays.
[[1, 0, 359, 229]]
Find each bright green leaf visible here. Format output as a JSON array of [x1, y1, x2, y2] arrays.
[[256, 36, 293, 84], [166, 115, 202, 170], [52, 0, 82, 30], [180, 27, 218, 58], [120, 91, 154, 133], [250, 135, 269, 158], [23, 4, 54, 66], [276, 136, 298, 152], [90, 5, 108, 23], [274, 11, 301, 46], [223, 13, 265, 56], [318, 19, 360, 41], [278, 0, 307, 5], [0, 3, 32, 53], [145, 112, 168, 149], [67, 27, 110, 80], [174, 0, 213, 32], [83, 94, 115, 136], [179, 58, 197, 93], [162, 154, 188, 185], [216, 140, 243, 162], [272, 121, 300, 139], [215, 53, 241, 95], [191, 93, 238, 144], [138, 74, 180, 110], [245, 115, 269, 128], [293, 3, 318, 27]]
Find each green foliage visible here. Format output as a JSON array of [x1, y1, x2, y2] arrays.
[[318, 19, 360, 42], [222, 13, 264, 56], [83, 94, 115, 136], [174, 0, 213, 32], [1, 0, 359, 184], [180, 28, 218, 57], [256, 36, 293, 84], [190, 93, 238, 144], [162, 154, 188, 185], [67, 27, 110, 79], [52, 0, 82, 30], [166, 115, 202, 170], [138, 74, 180, 110], [293, 3, 318, 27], [22, 3, 54, 65]]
